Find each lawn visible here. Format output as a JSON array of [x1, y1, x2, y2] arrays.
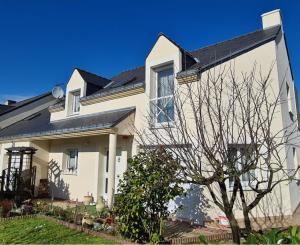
[[0, 217, 115, 244]]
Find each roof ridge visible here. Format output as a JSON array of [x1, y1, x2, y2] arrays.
[[75, 67, 111, 80], [190, 25, 281, 55]]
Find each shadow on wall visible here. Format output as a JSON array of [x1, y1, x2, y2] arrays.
[[48, 159, 70, 200], [245, 184, 292, 229], [173, 184, 210, 225]]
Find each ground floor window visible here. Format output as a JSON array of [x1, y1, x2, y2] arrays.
[[64, 149, 78, 174], [228, 144, 255, 188], [105, 178, 108, 194]]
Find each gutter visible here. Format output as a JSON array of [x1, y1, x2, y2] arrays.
[[80, 81, 145, 105]]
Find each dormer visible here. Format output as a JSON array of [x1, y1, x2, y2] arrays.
[[65, 68, 111, 117], [145, 33, 196, 126]]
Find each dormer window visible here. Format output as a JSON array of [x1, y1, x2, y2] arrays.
[[150, 65, 174, 125], [71, 90, 80, 114]]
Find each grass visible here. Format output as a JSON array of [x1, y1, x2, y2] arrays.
[[0, 217, 115, 244]]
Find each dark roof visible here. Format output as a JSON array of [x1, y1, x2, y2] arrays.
[[76, 68, 111, 88], [76, 25, 282, 101], [81, 26, 281, 93], [0, 107, 135, 140], [0, 93, 56, 124], [0, 92, 53, 116], [108, 66, 145, 88], [178, 25, 281, 77], [0, 105, 13, 114], [80, 66, 145, 101]]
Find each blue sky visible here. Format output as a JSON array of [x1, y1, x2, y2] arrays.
[[0, 0, 299, 103]]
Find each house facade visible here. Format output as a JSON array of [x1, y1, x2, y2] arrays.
[[0, 9, 299, 224]]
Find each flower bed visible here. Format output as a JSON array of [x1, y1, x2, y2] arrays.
[[1, 198, 234, 244]]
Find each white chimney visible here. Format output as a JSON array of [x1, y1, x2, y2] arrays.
[[261, 9, 282, 30]]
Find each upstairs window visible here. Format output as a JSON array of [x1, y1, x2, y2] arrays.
[[71, 90, 80, 114], [150, 66, 174, 124]]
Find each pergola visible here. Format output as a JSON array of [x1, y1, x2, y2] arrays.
[[0, 146, 37, 196]]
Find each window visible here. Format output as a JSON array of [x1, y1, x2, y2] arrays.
[[293, 147, 298, 169], [71, 90, 80, 114], [228, 145, 255, 188], [106, 150, 109, 172], [150, 66, 174, 124], [287, 83, 293, 121], [105, 178, 108, 194], [66, 149, 78, 172]]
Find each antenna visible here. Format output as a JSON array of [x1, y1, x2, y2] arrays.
[[52, 85, 64, 99]]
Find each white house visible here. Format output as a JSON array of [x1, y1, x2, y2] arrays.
[[0, 9, 299, 225]]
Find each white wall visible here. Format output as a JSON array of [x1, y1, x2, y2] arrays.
[[48, 135, 132, 202], [275, 30, 300, 213]]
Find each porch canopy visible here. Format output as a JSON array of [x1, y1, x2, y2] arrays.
[[0, 106, 135, 141], [0, 106, 135, 208]]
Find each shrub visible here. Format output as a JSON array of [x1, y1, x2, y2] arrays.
[[244, 227, 300, 244], [33, 200, 51, 214], [114, 148, 184, 243], [98, 206, 111, 219]]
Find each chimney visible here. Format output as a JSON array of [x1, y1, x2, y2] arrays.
[[4, 100, 16, 106], [261, 9, 283, 30]]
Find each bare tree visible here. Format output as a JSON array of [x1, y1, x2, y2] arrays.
[[136, 63, 300, 243]]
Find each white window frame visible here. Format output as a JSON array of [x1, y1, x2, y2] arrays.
[[150, 65, 175, 126], [70, 90, 80, 115], [63, 149, 78, 175]]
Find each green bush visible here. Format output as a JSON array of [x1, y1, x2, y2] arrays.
[[114, 149, 184, 243], [244, 227, 300, 244]]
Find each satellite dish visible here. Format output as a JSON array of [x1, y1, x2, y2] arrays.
[[52, 86, 64, 99]]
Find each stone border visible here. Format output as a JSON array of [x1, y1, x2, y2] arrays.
[[0, 214, 38, 222]]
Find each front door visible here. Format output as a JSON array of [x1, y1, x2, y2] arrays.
[[102, 148, 127, 201]]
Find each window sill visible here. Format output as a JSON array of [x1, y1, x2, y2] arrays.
[[62, 169, 78, 175], [68, 113, 80, 117], [149, 122, 175, 130], [228, 182, 267, 192]]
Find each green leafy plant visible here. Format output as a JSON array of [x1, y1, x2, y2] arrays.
[[114, 148, 184, 243], [98, 206, 111, 219], [244, 227, 300, 244], [198, 234, 209, 244]]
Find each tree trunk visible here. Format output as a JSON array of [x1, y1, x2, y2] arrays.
[[238, 183, 252, 234], [243, 209, 252, 235], [226, 211, 241, 244]]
